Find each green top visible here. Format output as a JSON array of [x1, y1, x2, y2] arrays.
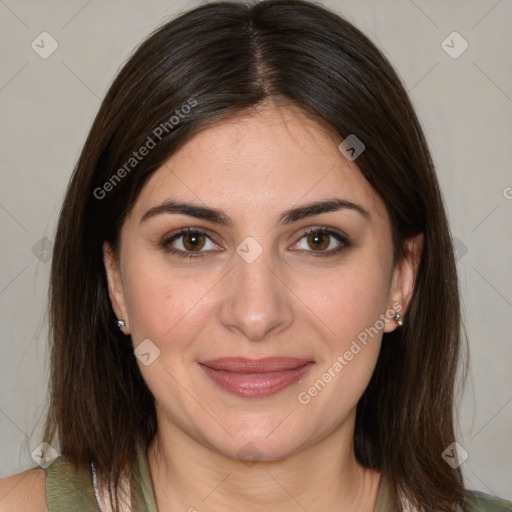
[[46, 446, 512, 511], [46, 443, 158, 512]]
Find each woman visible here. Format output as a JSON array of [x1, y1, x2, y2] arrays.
[[1, 1, 510, 510]]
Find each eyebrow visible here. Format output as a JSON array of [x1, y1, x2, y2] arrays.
[[140, 198, 370, 226]]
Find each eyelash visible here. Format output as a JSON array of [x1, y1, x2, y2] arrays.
[[160, 226, 351, 259]]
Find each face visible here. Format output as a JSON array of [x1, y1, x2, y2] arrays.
[[104, 104, 419, 462]]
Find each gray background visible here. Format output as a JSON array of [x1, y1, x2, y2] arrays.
[[1, 0, 511, 500]]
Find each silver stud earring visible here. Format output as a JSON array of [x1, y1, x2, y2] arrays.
[[393, 313, 403, 327], [117, 319, 125, 329]]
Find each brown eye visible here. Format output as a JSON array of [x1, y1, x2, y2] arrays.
[[292, 227, 350, 257], [182, 232, 206, 251], [306, 231, 330, 251], [161, 228, 220, 259]]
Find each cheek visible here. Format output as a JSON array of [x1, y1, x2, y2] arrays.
[[293, 258, 391, 407], [300, 260, 391, 349], [122, 254, 219, 349]]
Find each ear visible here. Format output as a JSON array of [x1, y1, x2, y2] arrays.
[[384, 233, 423, 333], [102, 241, 130, 335]]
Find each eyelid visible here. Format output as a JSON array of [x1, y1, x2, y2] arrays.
[[158, 227, 223, 258], [289, 225, 350, 254], [294, 225, 349, 242], [160, 225, 351, 258]]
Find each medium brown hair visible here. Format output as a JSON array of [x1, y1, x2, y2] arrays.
[[44, 1, 469, 510]]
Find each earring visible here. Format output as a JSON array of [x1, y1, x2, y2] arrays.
[[393, 313, 403, 327], [117, 319, 125, 329]]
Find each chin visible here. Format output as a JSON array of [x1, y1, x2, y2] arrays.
[[202, 420, 314, 464]]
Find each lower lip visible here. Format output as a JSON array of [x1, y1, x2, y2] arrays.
[[199, 362, 314, 398]]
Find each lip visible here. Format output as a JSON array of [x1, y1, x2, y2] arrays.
[[198, 357, 314, 398]]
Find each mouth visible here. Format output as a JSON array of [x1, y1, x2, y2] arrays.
[[198, 357, 314, 398]]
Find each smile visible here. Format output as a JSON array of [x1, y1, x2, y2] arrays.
[[198, 357, 314, 398]]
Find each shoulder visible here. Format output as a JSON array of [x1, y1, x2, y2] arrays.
[[0, 468, 47, 511], [466, 489, 512, 511]]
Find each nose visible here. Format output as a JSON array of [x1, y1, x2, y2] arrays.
[[218, 242, 294, 342]]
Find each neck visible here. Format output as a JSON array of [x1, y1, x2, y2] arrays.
[[147, 408, 382, 512]]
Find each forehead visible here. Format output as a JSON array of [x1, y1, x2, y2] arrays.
[[129, 105, 389, 227]]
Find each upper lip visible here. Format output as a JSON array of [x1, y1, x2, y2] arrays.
[[198, 357, 313, 373]]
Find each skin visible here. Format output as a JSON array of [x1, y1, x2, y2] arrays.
[[0, 103, 422, 512], [100, 102, 422, 512], [0, 470, 46, 511]]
